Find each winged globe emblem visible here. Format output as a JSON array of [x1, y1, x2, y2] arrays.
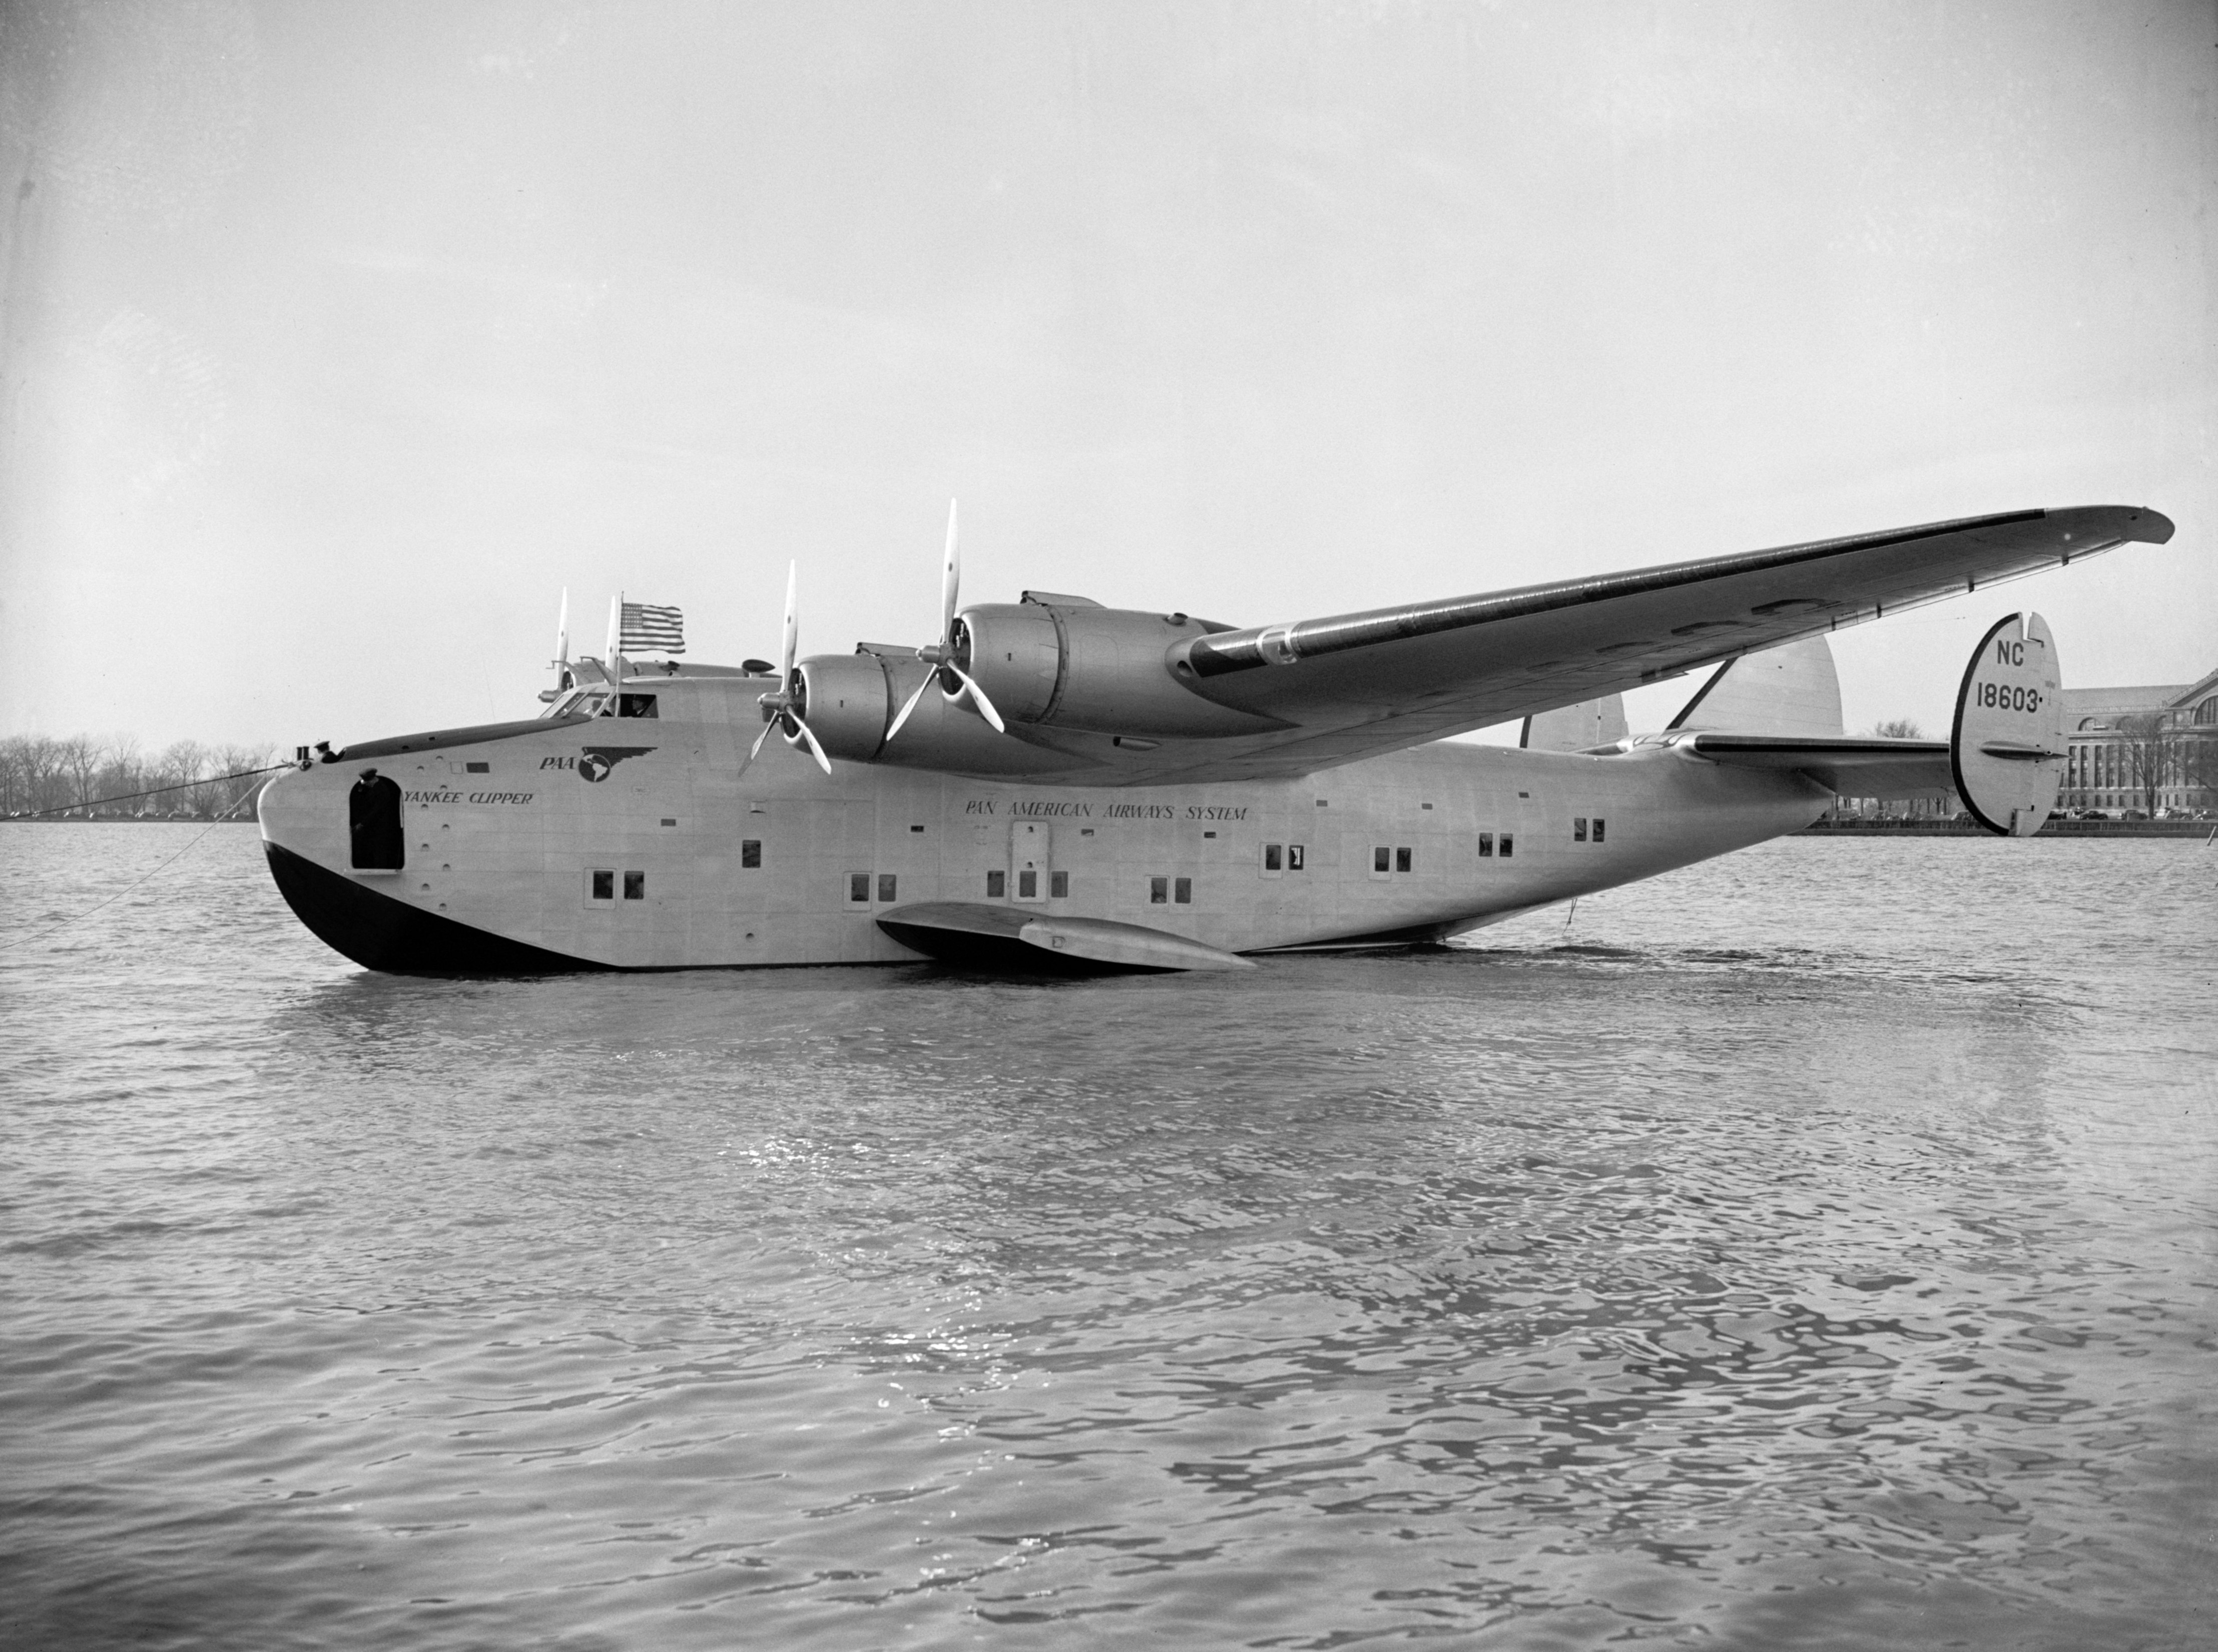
[[577, 746, 655, 783]]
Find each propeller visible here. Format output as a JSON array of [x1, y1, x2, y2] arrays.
[[735, 562, 833, 780], [538, 587, 574, 702], [883, 499, 1006, 741]]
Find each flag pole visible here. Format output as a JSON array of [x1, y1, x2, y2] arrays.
[[605, 593, 622, 716]]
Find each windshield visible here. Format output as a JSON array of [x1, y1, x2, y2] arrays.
[[543, 689, 611, 719]]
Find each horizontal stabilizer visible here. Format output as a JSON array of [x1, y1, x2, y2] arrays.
[[877, 902, 1254, 974], [1683, 733, 1951, 797]]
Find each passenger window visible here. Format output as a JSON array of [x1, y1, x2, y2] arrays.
[[987, 870, 1006, 897], [1150, 877, 1168, 904], [1264, 843, 1282, 872], [1017, 870, 1037, 899], [1478, 833, 1493, 857], [878, 873, 897, 902], [464, 761, 489, 774], [740, 839, 761, 868], [1593, 818, 1605, 844], [1174, 877, 1192, 904], [623, 871, 645, 900], [1501, 834, 1514, 858], [1287, 845, 1305, 871], [1574, 817, 1587, 842], [1373, 846, 1390, 873], [590, 869, 614, 901], [618, 693, 658, 718], [1050, 871, 1068, 898], [848, 872, 870, 903], [1395, 847, 1412, 873]]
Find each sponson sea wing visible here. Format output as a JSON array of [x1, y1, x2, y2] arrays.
[[1066, 504, 2170, 784]]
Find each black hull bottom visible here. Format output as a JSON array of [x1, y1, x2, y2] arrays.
[[264, 842, 599, 976]]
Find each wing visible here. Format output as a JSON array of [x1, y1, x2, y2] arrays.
[[1060, 503, 2168, 783]]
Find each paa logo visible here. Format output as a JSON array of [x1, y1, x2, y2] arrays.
[[575, 746, 656, 783]]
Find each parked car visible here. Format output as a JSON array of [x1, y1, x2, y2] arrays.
[[2121, 809, 2148, 821]]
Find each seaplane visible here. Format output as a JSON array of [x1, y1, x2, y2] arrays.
[[259, 503, 2173, 974]]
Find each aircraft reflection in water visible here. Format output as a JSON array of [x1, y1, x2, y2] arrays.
[[260, 504, 2172, 975]]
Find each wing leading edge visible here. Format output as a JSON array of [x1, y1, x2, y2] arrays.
[[1078, 504, 2171, 783]]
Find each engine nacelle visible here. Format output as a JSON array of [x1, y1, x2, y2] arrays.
[[792, 653, 893, 761], [956, 599, 1287, 738]]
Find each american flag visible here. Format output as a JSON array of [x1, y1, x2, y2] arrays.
[[619, 602, 685, 654]]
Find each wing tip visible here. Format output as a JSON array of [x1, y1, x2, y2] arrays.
[[2051, 504, 2174, 546]]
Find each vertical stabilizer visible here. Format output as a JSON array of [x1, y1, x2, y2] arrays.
[[1952, 612, 2062, 837], [1521, 694, 1628, 751], [1667, 636, 1842, 738]]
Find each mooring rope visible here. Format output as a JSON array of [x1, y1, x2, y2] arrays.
[[0, 785, 269, 955], [1, 762, 292, 822]]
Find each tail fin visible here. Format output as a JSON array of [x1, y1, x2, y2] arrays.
[[1521, 694, 1628, 752], [1668, 636, 1842, 738], [1952, 612, 2062, 836]]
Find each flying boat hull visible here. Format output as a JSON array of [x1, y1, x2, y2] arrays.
[[257, 724, 1823, 975]]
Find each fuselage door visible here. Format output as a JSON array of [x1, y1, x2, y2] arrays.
[[349, 771, 404, 870], [1010, 821, 1050, 902]]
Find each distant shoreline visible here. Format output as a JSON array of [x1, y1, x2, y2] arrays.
[[1803, 818, 2211, 838]]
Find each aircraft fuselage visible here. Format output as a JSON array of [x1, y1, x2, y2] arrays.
[[258, 695, 1829, 973]]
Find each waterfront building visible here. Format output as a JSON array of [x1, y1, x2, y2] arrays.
[[2058, 665, 2218, 814]]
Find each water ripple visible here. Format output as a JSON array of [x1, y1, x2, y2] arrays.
[[2, 828, 2214, 1649]]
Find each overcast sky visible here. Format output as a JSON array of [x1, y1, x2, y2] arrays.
[[1, 0, 2210, 751]]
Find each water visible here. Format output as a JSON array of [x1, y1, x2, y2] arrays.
[[3, 823, 2213, 1650]]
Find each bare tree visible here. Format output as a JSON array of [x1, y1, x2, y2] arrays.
[[57, 734, 103, 810], [2178, 727, 2218, 809], [154, 741, 209, 816], [94, 736, 145, 816], [2116, 713, 2166, 814], [0, 733, 279, 818], [209, 745, 278, 817], [14, 736, 68, 814], [0, 738, 25, 814]]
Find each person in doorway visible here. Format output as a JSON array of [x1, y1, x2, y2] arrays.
[[348, 767, 405, 869]]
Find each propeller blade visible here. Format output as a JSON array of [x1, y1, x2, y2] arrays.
[[780, 561, 800, 681], [940, 498, 960, 643], [733, 714, 777, 781], [790, 714, 834, 775], [948, 664, 1006, 733], [883, 669, 935, 743]]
